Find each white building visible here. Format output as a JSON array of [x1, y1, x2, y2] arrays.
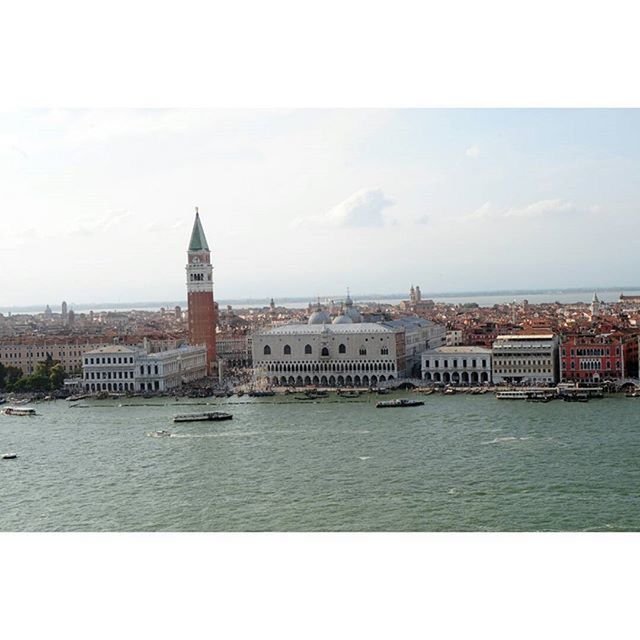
[[252, 323, 401, 387], [383, 317, 446, 377], [82, 344, 207, 393], [422, 346, 492, 385], [491, 334, 559, 385]]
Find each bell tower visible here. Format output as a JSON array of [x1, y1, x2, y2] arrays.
[[186, 207, 217, 375]]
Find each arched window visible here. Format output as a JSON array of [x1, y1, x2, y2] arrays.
[[359, 347, 367, 356], [284, 344, 291, 355], [321, 347, 329, 357], [264, 345, 271, 355], [338, 343, 346, 354], [381, 346, 389, 355], [304, 344, 312, 354]]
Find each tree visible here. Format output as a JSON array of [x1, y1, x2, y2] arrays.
[[49, 363, 66, 390], [1, 365, 23, 390]]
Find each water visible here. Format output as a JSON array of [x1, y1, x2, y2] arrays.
[[2, 394, 640, 531], [4, 288, 640, 314]]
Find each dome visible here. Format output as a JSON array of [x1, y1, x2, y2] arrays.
[[343, 290, 362, 322], [308, 307, 331, 325], [332, 313, 353, 325]]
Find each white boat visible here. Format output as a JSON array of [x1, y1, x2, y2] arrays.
[[2, 406, 37, 416], [2, 453, 18, 460], [495, 391, 529, 400]]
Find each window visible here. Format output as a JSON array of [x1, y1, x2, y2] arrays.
[[338, 344, 346, 354], [381, 347, 389, 355], [359, 347, 367, 356], [304, 344, 312, 354], [322, 347, 329, 357], [264, 345, 271, 355], [284, 344, 292, 355]]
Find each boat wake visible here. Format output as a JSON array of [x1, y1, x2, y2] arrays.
[[167, 431, 261, 438], [358, 456, 370, 461], [482, 436, 532, 445]]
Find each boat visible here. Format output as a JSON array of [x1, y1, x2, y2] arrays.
[[626, 390, 640, 398], [67, 394, 89, 402], [376, 398, 425, 408], [152, 430, 172, 437], [173, 412, 233, 423], [248, 390, 276, 397], [2, 453, 17, 460], [443, 388, 456, 395], [337, 391, 360, 399], [526, 394, 553, 403], [495, 391, 529, 400], [2, 407, 37, 416], [562, 393, 589, 403]]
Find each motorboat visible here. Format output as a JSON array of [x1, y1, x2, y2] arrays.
[[248, 390, 276, 397], [152, 430, 172, 437], [2, 406, 37, 416], [173, 412, 233, 423], [2, 453, 17, 460], [376, 398, 425, 408], [67, 394, 89, 402]]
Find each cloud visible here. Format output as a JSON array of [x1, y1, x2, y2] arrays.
[[415, 215, 430, 225], [68, 210, 131, 236], [146, 220, 187, 233], [465, 199, 594, 221], [465, 145, 480, 158], [295, 187, 395, 228]]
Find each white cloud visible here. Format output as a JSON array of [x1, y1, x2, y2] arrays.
[[465, 199, 593, 221], [295, 187, 395, 228], [68, 210, 131, 236], [465, 145, 480, 158]]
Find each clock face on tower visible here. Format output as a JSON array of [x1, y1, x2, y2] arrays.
[[192, 256, 200, 264]]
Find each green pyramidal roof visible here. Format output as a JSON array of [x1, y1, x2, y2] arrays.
[[188, 210, 210, 251]]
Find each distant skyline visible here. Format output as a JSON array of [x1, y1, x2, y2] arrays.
[[2, 108, 640, 306]]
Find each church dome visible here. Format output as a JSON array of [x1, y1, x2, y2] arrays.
[[332, 312, 353, 325], [308, 307, 331, 325]]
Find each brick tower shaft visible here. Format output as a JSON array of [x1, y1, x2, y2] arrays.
[[186, 208, 217, 375]]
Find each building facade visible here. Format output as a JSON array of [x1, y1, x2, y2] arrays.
[[492, 334, 559, 385], [186, 208, 217, 374], [422, 346, 492, 384], [252, 323, 401, 388], [559, 333, 638, 382], [82, 344, 207, 393]]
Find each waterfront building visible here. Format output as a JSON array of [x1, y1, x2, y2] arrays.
[[82, 344, 207, 393], [186, 207, 217, 375], [252, 323, 400, 387], [421, 346, 492, 384], [383, 317, 446, 377], [559, 333, 638, 382], [0, 339, 112, 375], [217, 331, 252, 368], [492, 334, 559, 385], [251, 308, 444, 386]]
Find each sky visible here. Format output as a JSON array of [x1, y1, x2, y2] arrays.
[[1, 108, 640, 307]]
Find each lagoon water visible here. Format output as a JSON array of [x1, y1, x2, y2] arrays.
[[1, 394, 640, 531]]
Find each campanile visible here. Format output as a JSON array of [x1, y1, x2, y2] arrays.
[[186, 207, 217, 374]]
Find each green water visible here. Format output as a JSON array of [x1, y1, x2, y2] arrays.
[[1, 394, 639, 531]]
